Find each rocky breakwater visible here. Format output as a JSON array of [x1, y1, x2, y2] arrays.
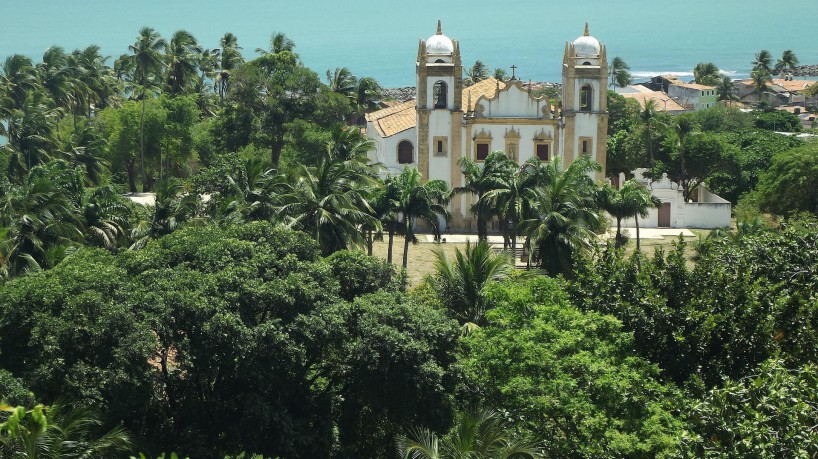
[[779, 65, 818, 77], [382, 87, 416, 102]]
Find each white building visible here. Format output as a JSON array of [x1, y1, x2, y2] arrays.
[[365, 21, 608, 231], [618, 169, 731, 229]]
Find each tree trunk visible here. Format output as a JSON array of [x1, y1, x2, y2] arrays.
[[510, 220, 517, 254], [679, 145, 687, 201], [616, 217, 623, 247], [127, 162, 137, 193], [402, 232, 410, 269], [366, 230, 373, 256], [477, 215, 487, 242], [140, 86, 147, 192], [635, 214, 641, 252], [387, 225, 395, 264]]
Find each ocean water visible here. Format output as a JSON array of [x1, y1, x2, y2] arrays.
[[3, 0, 818, 87]]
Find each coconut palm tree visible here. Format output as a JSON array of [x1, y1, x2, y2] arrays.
[[465, 60, 489, 86], [431, 241, 513, 328], [64, 120, 109, 186], [752, 49, 773, 73], [165, 30, 201, 95], [640, 99, 660, 177], [674, 115, 697, 199], [519, 156, 600, 277], [493, 67, 507, 82], [397, 407, 544, 459], [256, 32, 296, 55], [326, 66, 356, 96], [0, 54, 39, 111], [214, 33, 243, 104], [0, 401, 132, 458], [352, 76, 383, 124], [716, 76, 738, 101], [609, 56, 632, 88], [693, 62, 720, 86], [751, 68, 772, 106], [482, 158, 543, 253], [210, 158, 290, 225], [82, 185, 132, 251], [277, 131, 378, 255], [622, 179, 661, 252], [775, 50, 799, 73], [392, 167, 449, 269], [130, 178, 200, 250], [128, 27, 167, 192], [454, 151, 512, 241], [36, 46, 73, 114], [0, 167, 83, 277], [4, 91, 60, 182]]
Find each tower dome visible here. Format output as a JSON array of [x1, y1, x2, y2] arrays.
[[426, 20, 454, 55], [573, 22, 600, 57]]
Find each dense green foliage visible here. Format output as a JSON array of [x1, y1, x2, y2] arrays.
[[0, 223, 459, 458], [461, 276, 682, 457]]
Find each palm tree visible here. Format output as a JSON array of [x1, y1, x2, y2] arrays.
[[128, 27, 166, 192], [165, 30, 201, 95], [256, 32, 296, 55], [397, 407, 544, 459], [64, 120, 109, 186], [4, 91, 60, 181], [716, 76, 738, 101], [483, 158, 542, 253], [519, 156, 600, 277], [211, 158, 289, 225], [465, 60, 489, 86], [82, 186, 131, 251], [277, 131, 378, 255], [622, 180, 661, 253], [751, 68, 772, 106], [130, 178, 200, 249], [36, 46, 73, 114], [492, 67, 507, 82], [431, 241, 513, 328], [693, 62, 720, 86], [640, 99, 660, 177], [454, 151, 512, 241], [0, 401, 132, 458], [352, 77, 382, 124], [0, 168, 83, 277], [674, 115, 697, 200], [775, 50, 799, 73], [326, 66, 356, 96], [752, 49, 773, 73], [609, 56, 632, 88], [214, 33, 243, 104], [392, 167, 450, 269], [1, 54, 39, 111]]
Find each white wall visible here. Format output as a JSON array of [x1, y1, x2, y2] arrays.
[[369, 127, 418, 176], [474, 83, 552, 119]]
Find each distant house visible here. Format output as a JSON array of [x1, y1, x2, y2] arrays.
[[616, 169, 731, 229], [617, 85, 687, 114], [737, 78, 816, 107], [668, 81, 718, 111]]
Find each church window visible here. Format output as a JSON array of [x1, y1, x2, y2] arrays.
[[536, 143, 550, 161], [398, 140, 414, 164], [476, 143, 489, 161], [434, 59, 445, 63], [580, 137, 592, 155], [580, 85, 593, 111], [433, 81, 448, 109], [433, 136, 448, 156]]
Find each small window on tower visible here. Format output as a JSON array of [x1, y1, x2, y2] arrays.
[[536, 143, 550, 161], [437, 140, 443, 153], [433, 136, 448, 156], [433, 81, 448, 109], [581, 138, 592, 154]]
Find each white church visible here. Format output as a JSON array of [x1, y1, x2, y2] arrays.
[[366, 21, 609, 231]]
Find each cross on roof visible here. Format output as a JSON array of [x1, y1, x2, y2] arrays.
[[510, 65, 518, 81]]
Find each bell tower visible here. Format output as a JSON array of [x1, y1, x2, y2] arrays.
[[416, 20, 462, 184], [561, 22, 608, 179]]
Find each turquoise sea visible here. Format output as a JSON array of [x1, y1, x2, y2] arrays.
[[3, 0, 818, 87]]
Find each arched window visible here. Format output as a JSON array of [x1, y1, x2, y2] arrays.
[[580, 85, 593, 111], [433, 81, 447, 109], [398, 140, 414, 164], [434, 59, 445, 64]]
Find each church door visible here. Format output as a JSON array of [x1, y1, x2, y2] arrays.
[[657, 202, 671, 227]]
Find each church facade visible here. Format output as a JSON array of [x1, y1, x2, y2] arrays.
[[365, 22, 609, 231]]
